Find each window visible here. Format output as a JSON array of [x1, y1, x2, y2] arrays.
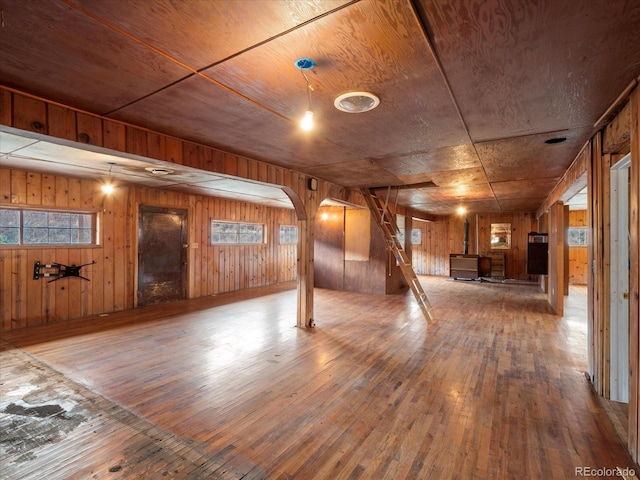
[[0, 208, 95, 246], [279, 225, 298, 244], [211, 221, 265, 244], [568, 227, 588, 246], [410, 228, 422, 245]]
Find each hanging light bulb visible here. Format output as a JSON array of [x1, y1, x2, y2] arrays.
[[101, 162, 116, 194], [295, 57, 316, 131], [301, 110, 314, 131]]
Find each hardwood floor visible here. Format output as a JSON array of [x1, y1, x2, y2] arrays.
[[1, 277, 637, 479]]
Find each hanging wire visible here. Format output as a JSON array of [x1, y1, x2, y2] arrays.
[[299, 69, 314, 109]]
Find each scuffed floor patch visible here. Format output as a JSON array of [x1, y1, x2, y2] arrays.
[[0, 341, 242, 479], [0, 351, 91, 463]]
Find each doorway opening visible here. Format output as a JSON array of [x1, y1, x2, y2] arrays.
[[610, 153, 631, 403]]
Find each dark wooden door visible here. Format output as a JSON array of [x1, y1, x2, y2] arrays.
[[138, 206, 187, 306]]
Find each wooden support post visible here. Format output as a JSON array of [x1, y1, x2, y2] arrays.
[[296, 216, 315, 328], [587, 132, 611, 396], [563, 204, 570, 296], [548, 201, 565, 315]]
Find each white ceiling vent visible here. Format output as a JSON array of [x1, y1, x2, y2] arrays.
[[145, 167, 174, 175], [334, 92, 380, 113]]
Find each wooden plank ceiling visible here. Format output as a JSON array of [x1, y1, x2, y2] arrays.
[[0, 0, 639, 215]]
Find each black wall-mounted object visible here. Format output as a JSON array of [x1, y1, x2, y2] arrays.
[[33, 260, 96, 283], [527, 232, 548, 275]]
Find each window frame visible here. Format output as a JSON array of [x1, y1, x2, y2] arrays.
[[0, 206, 99, 248], [410, 228, 422, 246], [279, 225, 299, 245], [210, 220, 266, 245], [568, 227, 588, 247]]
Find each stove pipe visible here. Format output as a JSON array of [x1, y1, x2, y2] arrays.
[[463, 217, 469, 255]]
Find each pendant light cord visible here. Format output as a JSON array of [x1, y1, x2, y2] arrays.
[[300, 70, 313, 109]]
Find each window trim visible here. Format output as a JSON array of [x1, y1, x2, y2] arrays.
[[0, 206, 100, 248]]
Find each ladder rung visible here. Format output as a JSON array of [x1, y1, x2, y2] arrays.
[[360, 187, 434, 323]]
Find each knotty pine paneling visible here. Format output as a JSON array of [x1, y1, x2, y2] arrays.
[[569, 210, 588, 285], [412, 213, 538, 280], [0, 167, 297, 331]]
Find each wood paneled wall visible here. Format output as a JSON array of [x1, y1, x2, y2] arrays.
[[568, 210, 588, 285], [314, 205, 406, 295], [314, 207, 345, 291], [538, 144, 589, 217], [588, 132, 612, 398], [0, 167, 297, 331], [1, 86, 352, 328], [411, 218, 450, 276], [541, 83, 639, 463], [411, 212, 538, 281]]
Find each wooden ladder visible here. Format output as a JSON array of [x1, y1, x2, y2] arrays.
[[360, 187, 435, 323]]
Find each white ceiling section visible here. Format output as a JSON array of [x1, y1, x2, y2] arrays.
[[0, 129, 294, 210], [565, 188, 588, 211]]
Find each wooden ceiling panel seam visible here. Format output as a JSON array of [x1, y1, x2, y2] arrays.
[[64, 0, 359, 122], [63, 0, 196, 74], [63, 0, 284, 120], [190, 1, 362, 74], [407, 0, 471, 144], [473, 127, 590, 147], [409, 0, 501, 209]]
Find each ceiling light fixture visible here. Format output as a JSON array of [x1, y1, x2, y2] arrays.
[[301, 110, 314, 131], [295, 57, 316, 131], [334, 91, 380, 113], [544, 136, 567, 144], [101, 162, 117, 194]]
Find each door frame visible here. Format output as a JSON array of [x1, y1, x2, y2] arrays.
[[137, 204, 188, 307], [610, 153, 631, 402]]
